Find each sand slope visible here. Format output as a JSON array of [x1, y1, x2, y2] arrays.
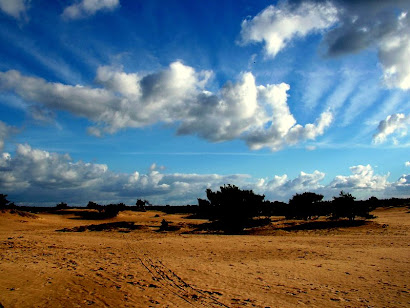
[[0, 207, 409, 307]]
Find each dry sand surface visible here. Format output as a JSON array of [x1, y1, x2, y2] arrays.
[[0, 207, 409, 307]]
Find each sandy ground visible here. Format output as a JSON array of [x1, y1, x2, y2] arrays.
[[0, 207, 409, 307]]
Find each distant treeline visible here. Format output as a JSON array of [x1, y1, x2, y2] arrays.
[[1, 189, 410, 231]]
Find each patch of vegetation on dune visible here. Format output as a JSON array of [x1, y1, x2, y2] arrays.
[[57, 221, 145, 232]]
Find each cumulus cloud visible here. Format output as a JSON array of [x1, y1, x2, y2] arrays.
[[0, 144, 251, 205], [0, 62, 331, 151], [406, 161, 410, 167], [396, 174, 410, 188], [1, 143, 408, 204], [0, 144, 109, 191], [257, 170, 326, 200], [373, 113, 410, 144], [330, 164, 390, 191], [0, 0, 30, 20], [240, 1, 338, 58], [326, 164, 410, 199], [62, 0, 120, 20]]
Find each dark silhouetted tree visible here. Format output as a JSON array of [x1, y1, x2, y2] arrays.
[[332, 191, 358, 220], [197, 198, 212, 218], [260, 200, 288, 216], [0, 194, 15, 210], [135, 199, 147, 211], [56, 202, 69, 210], [202, 184, 265, 232], [287, 192, 324, 220]]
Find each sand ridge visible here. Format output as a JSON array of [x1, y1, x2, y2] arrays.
[[0, 207, 409, 307]]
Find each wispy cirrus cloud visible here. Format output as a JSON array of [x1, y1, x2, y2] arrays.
[[0, 121, 17, 151]]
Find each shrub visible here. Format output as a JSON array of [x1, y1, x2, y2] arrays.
[[56, 202, 69, 210], [200, 184, 265, 232], [87, 201, 102, 212], [287, 192, 325, 220], [331, 191, 372, 221]]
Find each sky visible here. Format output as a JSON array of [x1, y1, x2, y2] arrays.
[[0, 0, 409, 206]]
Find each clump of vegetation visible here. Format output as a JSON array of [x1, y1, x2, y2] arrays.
[[55, 202, 69, 210], [87, 201, 102, 212], [286, 192, 325, 220], [158, 219, 180, 232], [57, 221, 143, 232], [135, 199, 148, 211], [331, 191, 374, 220], [283, 190, 375, 221], [104, 203, 126, 218], [159, 219, 169, 231], [198, 184, 266, 233], [0, 194, 15, 210], [84, 201, 126, 218]]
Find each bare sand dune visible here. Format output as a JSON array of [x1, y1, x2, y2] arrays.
[[0, 207, 409, 307]]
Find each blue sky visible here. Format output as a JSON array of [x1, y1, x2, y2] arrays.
[[0, 0, 409, 205]]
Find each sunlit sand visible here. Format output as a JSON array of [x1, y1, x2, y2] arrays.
[[1, 207, 409, 307]]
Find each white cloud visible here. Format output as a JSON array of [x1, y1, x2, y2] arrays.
[[330, 164, 390, 191], [62, 0, 120, 20], [1, 143, 408, 204], [373, 113, 410, 144], [0, 144, 251, 205], [240, 1, 338, 58], [0, 143, 109, 191], [0, 62, 332, 151], [379, 13, 410, 89], [406, 161, 410, 167], [326, 164, 410, 199], [257, 170, 326, 200], [396, 174, 410, 188], [244, 105, 332, 151], [0, 0, 30, 20]]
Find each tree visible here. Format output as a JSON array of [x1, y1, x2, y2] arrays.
[[135, 199, 147, 211], [332, 191, 357, 220], [202, 184, 265, 232], [0, 194, 15, 210], [287, 192, 324, 220]]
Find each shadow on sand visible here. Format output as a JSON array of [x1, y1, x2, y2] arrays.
[[277, 219, 367, 231]]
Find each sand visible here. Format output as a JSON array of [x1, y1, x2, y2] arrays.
[[0, 207, 409, 307]]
